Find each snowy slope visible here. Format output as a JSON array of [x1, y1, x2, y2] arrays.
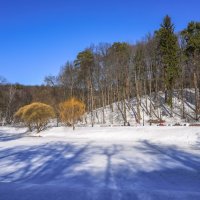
[[85, 89, 199, 126], [0, 126, 200, 200]]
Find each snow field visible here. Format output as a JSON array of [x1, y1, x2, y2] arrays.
[[0, 126, 200, 200]]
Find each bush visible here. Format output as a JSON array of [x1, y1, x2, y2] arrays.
[[59, 98, 85, 130], [15, 102, 55, 133]]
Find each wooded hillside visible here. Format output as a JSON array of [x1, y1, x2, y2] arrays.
[[1, 16, 199, 125]]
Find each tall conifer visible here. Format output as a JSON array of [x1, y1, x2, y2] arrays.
[[155, 15, 179, 108]]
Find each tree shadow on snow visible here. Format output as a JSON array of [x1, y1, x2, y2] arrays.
[[0, 141, 200, 200], [0, 128, 28, 142]]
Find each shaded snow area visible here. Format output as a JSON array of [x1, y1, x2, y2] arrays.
[[0, 126, 200, 200]]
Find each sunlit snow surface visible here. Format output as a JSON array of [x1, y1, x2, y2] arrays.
[[0, 126, 200, 200]]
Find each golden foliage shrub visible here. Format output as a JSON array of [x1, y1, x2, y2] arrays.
[[59, 98, 85, 130], [15, 102, 55, 133]]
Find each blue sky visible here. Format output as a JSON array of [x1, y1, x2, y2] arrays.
[[0, 0, 199, 85]]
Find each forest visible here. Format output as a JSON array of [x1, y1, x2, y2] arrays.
[[0, 15, 200, 126]]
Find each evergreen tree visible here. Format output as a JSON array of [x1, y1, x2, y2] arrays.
[[181, 21, 200, 120], [74, 49, 95, 126], [181, 21, 200, 57], [155, 15, 179, 108]]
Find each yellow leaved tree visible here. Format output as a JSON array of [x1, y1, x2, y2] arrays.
[[59, 98, 85, 130], [15, 102, 55, 133]]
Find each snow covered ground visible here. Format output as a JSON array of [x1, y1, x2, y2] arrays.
[[0, 126, 200, 200], [85, 89, 199, 126]]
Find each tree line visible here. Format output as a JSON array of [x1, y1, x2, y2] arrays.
[[0, 15, 200, 125]]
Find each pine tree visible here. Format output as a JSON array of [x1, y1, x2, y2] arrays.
[[181, 21, 200, 57], [75, 49, 95, 126], [155, 15, 179, 109], [181, 21, 200, 120]]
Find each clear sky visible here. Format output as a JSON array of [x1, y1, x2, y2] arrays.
[[0, 0, 199, 85]]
